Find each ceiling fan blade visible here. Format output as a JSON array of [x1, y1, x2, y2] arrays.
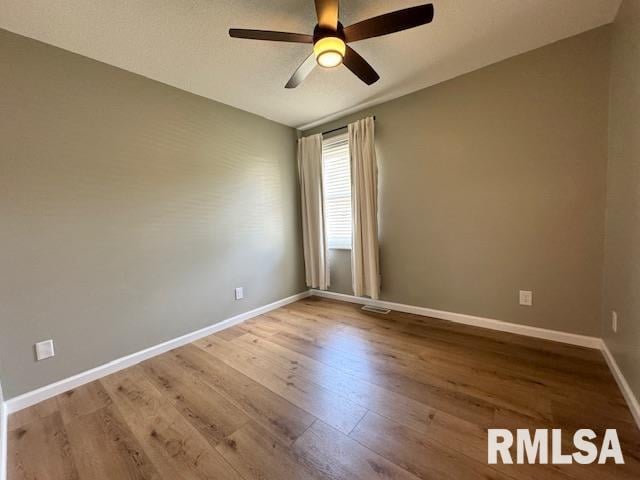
[[344, 4, 434, 43], [229, 29, 313, 43], [343, 45, 379, 85], [285, 52, 317, 88], [315, 0, 339, 30]]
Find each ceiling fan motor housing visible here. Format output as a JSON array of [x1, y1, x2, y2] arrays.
[[313, 22, 345, 44]]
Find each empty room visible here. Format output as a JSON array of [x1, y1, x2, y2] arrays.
[[1, 0, 639, 479]]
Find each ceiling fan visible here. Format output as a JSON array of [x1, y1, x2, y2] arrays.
[[229, 1, 434, 88]]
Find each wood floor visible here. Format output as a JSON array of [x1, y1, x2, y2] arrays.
[[8, 297, 640, 479]]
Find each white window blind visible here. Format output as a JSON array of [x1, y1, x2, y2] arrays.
[[322, 133, 352, 249]]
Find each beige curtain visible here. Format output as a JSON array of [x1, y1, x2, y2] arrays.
[[298, 134, 329, 290], [349, 117, 380, 299]]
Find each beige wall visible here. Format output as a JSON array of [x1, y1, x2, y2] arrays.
[[0, 29, 305, 398], [305, 26, 611, 337], [602, 0, 640, 400]]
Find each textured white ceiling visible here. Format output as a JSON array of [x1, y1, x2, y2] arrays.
[[0, 0, 621, 128]]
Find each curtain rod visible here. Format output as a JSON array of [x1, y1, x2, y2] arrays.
[[322, 116, 376, 136]]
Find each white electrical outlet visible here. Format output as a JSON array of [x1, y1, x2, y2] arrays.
[[235, 287, 244, 300], [35, 339, 55, 361], [612, 310, 618, 333], [519, 290, 533, 306]]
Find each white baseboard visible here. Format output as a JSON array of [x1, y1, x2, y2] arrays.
[[5, 291, 310, 415], [0, 382, 6, 480], [600, 340, 640, 430], [311, 290, 602, 349]]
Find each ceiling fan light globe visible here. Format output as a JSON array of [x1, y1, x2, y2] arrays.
[[313, 36, 345, 68], [316, 51, 343, 68]]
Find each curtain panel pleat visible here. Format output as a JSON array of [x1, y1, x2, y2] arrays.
[[297, 134, 329, 290], [349, 117, 380, 299]]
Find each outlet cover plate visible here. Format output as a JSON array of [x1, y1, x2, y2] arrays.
[[519, 290, 533, 306], [35, 339, 55, 361], [235, 287, 244, 300]]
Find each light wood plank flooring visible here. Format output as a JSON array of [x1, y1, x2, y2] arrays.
[[8, 297, 640, 479]]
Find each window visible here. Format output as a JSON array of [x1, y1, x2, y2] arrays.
[[322, 133, 352, 249]]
